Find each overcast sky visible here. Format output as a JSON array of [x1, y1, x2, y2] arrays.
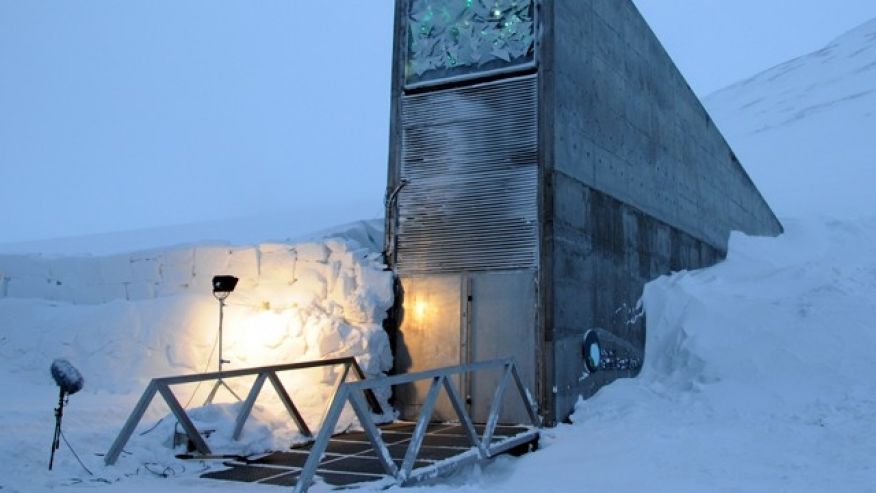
[[634, 0, 876, 94], [1, 1, 875, 244]]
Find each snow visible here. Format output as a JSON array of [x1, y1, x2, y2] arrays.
[[705, 18, 876, 220], [2, 14, 876, 493]]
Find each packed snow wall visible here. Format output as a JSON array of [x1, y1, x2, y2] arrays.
[[0, 221, 394, 418]]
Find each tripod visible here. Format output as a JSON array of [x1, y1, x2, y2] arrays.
[[49, 388, 68, 470], [204, 297, 241, 404]]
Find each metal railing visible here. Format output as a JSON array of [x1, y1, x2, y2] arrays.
[[104, 357, 381, 466], [294, 358, 541, 493]]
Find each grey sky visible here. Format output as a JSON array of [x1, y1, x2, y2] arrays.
[[1, 2, 874, 244], [634, 0, 876, 94]]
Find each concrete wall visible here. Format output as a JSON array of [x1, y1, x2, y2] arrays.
[[539, 0, 783, 421], [550, 0, 782, 249], [385, 0, 783, 424], [547, 181, 721, 419]]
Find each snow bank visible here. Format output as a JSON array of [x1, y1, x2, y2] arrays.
[[0, 220, 393, 388], [564, 217, 876, 491], [0, 220, 394, 490], [642, 218, 876, 399]]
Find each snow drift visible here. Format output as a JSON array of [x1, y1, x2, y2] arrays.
[[562, 217, 876, 491]]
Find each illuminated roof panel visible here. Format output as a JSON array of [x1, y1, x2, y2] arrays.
[[406, 0, 535, 87]]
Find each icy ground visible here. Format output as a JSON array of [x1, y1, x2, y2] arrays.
[[2, 14, 876, 493]]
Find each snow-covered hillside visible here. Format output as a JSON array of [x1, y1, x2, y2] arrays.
[[705, 18, 876, 219], [0, 198, 383, 256]]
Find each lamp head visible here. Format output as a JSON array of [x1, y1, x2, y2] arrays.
[[212, 275, 239, 301]]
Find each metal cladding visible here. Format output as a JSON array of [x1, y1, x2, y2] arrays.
[[396, 75, 539, 274], [386, 0, 783, 425]]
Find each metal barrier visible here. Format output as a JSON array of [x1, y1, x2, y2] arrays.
[[104, 357, 382, 466], [294, 358, 540, 493]]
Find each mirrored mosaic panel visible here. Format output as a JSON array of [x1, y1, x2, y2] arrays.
[[406, 0, 535, 86]]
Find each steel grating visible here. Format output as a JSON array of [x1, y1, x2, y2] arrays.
[[200, 421, 538, 488], [396, 74, 539, 274]]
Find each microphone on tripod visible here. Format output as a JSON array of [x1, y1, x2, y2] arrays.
[[49, 359, 84, 471]]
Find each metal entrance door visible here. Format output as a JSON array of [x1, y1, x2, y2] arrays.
[[468, 270, 537, 424], [396, 271, 537, 424]]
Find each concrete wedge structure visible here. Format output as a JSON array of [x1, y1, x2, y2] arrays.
[[384, 0, 782, 425]]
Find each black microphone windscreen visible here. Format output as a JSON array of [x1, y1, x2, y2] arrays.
[[51, 359, 84, 395]]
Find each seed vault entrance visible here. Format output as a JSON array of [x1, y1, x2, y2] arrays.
[[395, 271, 537, 424], [385, 0, 783, 425], [388, 72, 540, 425]]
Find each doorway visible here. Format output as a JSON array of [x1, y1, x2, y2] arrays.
[[394, 270, 537, 424]]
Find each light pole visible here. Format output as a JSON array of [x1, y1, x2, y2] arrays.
[[204, 275, 242, 404]]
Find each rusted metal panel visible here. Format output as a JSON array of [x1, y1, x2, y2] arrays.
[[396, 75, 539, 274]]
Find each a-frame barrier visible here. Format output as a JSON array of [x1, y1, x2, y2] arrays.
[[294, 358, 541, 492], [104, 357, 381, 466], [104, 358, 540, 491]]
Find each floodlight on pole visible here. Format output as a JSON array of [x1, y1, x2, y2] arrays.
[[205, 275, 242, 405]]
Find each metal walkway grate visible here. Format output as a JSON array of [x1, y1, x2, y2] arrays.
[[202, 421, 539, 488]]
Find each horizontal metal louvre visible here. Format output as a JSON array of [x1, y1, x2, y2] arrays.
[[397, 75, 538, 274]]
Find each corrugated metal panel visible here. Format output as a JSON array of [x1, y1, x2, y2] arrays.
[[397, 75, 538, 274]]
